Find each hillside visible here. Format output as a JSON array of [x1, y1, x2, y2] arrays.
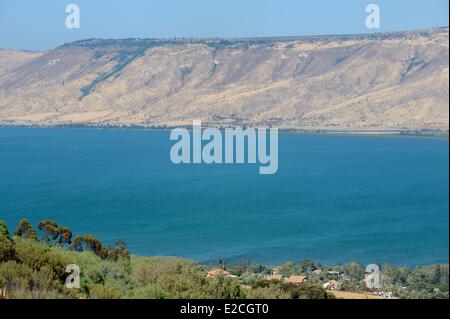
[[0, 28, 448, 130]]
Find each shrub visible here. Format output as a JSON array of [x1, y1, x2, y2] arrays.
[[0, 221, 11, 238], [281, 283, 334, 299], [13, 238, 73, 281], [0, 236, 15, 263], [0, 261, 32, 295], [88, 283, 122, 299], [245, 286, 290, 299], [130, 284, 173, 299], [280, 261, 295, 277], [132, 256, 192, 287]]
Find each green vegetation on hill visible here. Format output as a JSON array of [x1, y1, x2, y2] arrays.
[[0, 219, 448, 299], [0, 219, 332, 299]]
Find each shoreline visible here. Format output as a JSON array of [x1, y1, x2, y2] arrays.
[[0, 123, 448, 140], [152, 254, 450, 269]]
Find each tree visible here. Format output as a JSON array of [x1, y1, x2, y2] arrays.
[[299, 259, 316, 273], [432, 265, 442, 285], [0, 221, 15, 262], [37, 220, 72, 247], [0, 221, 10, 239], [280, 261, 295, 277], [38, 220, 59, 245], [70, 235, 105, 258], [281, 283, 334, 299], [69, 236, 83, 252], [104, 240, 130, 261], [344, 262, 366, 279], [14, 219, 38, 241], [56, 226, 73, 247]]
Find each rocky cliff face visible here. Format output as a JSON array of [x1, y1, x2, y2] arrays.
[[0, 28, 448, 130]]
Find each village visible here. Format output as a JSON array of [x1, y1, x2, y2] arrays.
[[205, 263, 397, 299]]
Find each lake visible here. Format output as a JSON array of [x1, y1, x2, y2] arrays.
[[0, 127, 448, 266]]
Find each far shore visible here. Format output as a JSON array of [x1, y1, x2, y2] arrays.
[[0, 123, 448, 140]]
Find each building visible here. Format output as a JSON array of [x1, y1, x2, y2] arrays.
[[265, 274, 283, 281], [206, 268, 238, 278], [323, 280, 340, 290], [285, 275, 307, 284]]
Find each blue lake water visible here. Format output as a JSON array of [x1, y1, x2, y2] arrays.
[[0, 127, 448, 266]]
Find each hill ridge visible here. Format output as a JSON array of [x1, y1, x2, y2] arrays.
[[0, 27, 448, 130]]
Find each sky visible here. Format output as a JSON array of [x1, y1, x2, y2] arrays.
[[0, 0, 448, 51]]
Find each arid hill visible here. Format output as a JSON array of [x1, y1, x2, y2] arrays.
[[0, 28, 448, 130]]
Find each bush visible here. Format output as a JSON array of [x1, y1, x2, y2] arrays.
[[281, 283, 334, 299], [13, 238, 73, 281], [0, 221, 10, 238], [132, 256, 192, 287], [88, 283, 122, 299], [0, 236, 15, 262], [130, 284, 173, 299], [245, 286, 290, 299], [0, 261, 32, 295], [132, 257, 245, 299]]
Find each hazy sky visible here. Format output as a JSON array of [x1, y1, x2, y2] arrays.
[[0, 0, 448, 50]]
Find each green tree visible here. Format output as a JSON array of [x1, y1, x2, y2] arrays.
[[104, 240, 130, 261], [281, 283, 334, 299], [344, 262, 366, 279], [14, 219, 38, 241], [0, 221, 10, 239], [0, 221, 15, 263], [56, 226, 73, 247], [299, 259, 316, 273], [70, 235, 105, 258], [432, 265, 442, 285], [280, 261, 295, 277], [37, 220, 73, 248], [38, 220, 60, 245]]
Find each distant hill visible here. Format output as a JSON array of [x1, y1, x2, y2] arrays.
[[0, 28, 448, 130]]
